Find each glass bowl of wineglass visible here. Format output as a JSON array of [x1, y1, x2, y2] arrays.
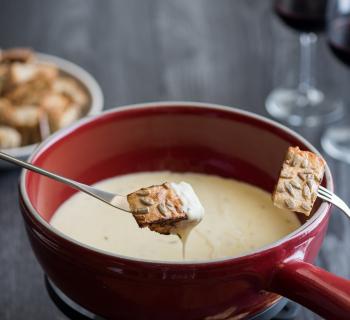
[[266, 0, 344, 127], [322, 0, 350, 162]]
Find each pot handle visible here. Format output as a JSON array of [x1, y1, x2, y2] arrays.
[[268, 260, 350, 320]]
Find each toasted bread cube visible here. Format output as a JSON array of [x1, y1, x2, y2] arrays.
[[0, 98, 12, 124], [0, 48, 33, 63], [41, 93, 81, 132], [0, 64, 9, 94], [9, 63, 38, 85], [52, 76, 89, 107], [2, 105, 43, 145], [5, 62, 58, 105], [272, 146, 326, 216], [5, 78, 51, 106], [8, 62, 58, 86], [0, 125, 21, 149], [56, 104, 81, 129], [126, 183, 187, 234], [37, 63, 58, 81]]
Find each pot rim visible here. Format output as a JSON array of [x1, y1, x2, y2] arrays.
[[19, 101, 333, 266]]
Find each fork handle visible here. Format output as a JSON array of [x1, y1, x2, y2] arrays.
[[0, 151, 129, 212], [0, 151, 88, 194]]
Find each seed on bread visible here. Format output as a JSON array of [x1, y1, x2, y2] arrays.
[[272, 146, 326, 216], [127, 183, 187, 234]]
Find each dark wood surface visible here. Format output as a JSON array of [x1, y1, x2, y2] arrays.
[[0, 1, 349, 319]]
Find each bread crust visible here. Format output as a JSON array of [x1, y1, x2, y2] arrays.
[[127, 182, 187, 234], [0, 49, 90, 147], [0, 48, 33, 64], [40, 92, 82, 132], [0, 125, 21, 149], [272, 146, 326, 216]]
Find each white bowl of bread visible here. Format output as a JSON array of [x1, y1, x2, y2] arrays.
[[0, 48, 103, 167]]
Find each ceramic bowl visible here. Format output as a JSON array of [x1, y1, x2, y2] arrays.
[[0, 52, 104, 168], [19, 102, 350, 320]]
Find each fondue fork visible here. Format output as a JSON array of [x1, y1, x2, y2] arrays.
[[0, 151, 131, 213], [1, 151, 349, 219], [317, 186, 350, 219]]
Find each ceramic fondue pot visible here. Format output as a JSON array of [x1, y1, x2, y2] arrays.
[[19, 102, 350, 320]]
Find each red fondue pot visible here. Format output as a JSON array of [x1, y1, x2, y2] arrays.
[[19, 102, 350, 319]]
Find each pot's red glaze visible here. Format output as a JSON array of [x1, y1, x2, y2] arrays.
[[18, 102, 350, 320], [270, 261, 350, 320]]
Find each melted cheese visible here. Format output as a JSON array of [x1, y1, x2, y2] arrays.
[[51, 172, 301, 261]]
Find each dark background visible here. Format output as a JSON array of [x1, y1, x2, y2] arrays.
[[0, 1, 349, 319]]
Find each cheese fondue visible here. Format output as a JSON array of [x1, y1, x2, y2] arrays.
[[51, 172, 301, 261]]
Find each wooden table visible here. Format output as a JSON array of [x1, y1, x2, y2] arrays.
[[0, 1, 349, 319]]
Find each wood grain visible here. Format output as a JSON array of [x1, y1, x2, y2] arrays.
[[0, 1, 349, 319]]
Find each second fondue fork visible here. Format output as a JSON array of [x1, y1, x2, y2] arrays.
[[0, 151, 349, 220]]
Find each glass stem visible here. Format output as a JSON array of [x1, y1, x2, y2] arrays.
[[298, 32, 318, 94]]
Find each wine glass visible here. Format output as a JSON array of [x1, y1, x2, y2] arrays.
[[266, 0, 344, 127], [322, 0, 350, 162]]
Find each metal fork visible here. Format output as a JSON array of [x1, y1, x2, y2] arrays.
[[0, 151, 131, 213], [318, 186, 350, 219]]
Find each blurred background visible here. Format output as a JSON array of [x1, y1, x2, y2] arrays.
[[0, 1, 349, 319]]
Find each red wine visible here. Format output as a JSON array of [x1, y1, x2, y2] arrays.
[[275, 0, 327, 33], [329, 17, 350, 66]]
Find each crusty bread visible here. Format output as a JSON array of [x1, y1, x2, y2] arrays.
[[0, 49, 90, 148], [4, 63, 58, 105], [0, 125, 21, 149], [0, 65, 9, 95], [0, 98, 12, 124], [56, 104, 81, 129], [40, 92, 82, 132], [0, 48, 33, 64], [37, 63, 58, 82], [9, 63, 38, 85], [272, 146, 326, 216], [0, 99, 45, 145], [52, 76, 89, 107], [127, 182, 187, 234], [0, 104, 43, 145]]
